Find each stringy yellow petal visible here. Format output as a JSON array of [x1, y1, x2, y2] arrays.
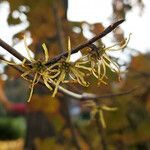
[[43, 77, 53, 91], [27, 73, 38, 102], [42, 43, 49, 63], [52, 70, 66, 97], [48, 63, 61, 70], [103, 55, 121, 81], [21, 59, 29, 69], [66, 36, 71, 62], [70, 68, 88, 86], [105, 33, 131, 51], [1, 60, 21, 66], [21, 70, 33, 82], [99, 110, 106, 128], [101, 105, 118, 111], [75, 64, 92, 71], [24, 35, 35, 62], [100, 59, 106, 80]]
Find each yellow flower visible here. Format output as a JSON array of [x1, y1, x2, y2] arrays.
[[49, 37, 91, 97], [23, 37, 61, 102], [87, 34, 131, 85], [1, 36, 57, 102]]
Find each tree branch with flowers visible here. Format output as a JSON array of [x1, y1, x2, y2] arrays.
[[0, 20, 136, 129]]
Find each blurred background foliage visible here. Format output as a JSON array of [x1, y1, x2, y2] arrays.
[[0, 0, 150, 150]]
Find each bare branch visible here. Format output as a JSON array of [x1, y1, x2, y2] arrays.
[[0, 20, 124, 66], [81, 87, 138, 101], [0, 39, 30, 63], [45, 19, 125, 66]]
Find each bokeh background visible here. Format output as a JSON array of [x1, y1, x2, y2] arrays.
[[0, 0, 150, 150]]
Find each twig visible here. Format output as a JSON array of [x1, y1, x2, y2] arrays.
[[81, 87, 138, 101], [0, 20, 124, 66], [45, 19, 125, 66], [0, 39, 30, 63]]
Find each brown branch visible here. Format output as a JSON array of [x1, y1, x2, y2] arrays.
[[0, 39, 30, 63], [0, 20, 124, 66], [81, 87, 138, 101], [45, 19, 125, 66]]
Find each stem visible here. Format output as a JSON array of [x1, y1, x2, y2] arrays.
[[45, 20, 125, 66], [81, 87, 138, 101], [0, 39, 30, 63]]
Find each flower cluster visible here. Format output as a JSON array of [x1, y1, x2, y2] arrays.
[[1, 37, 55, 102], [84, 34, 131, 85], [1, 35, 130, 102], [48, 37, 91, 97]]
